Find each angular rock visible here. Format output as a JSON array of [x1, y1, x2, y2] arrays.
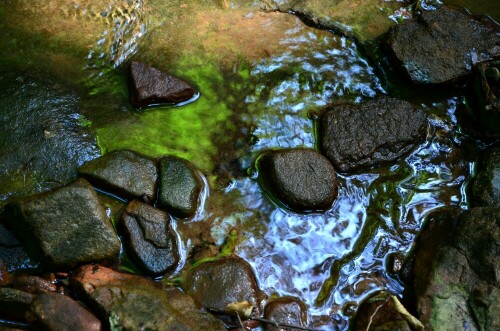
[[157, 156, 203, 218], [28, 293, 101, 331], [319, 97, 427, 173], [383, 7, 500, 85], [12, 275, 58, 295], [79, 149, 158, 201], [130, 62, 197, 109], [121, 200, 179, 276], [257, 149, 338, 212], [5, 179, 120, 268], [182, 256, 263, 313], [264, 297, 308, 331], [0, 288, 34, 321], [71, 265, 226, 331]]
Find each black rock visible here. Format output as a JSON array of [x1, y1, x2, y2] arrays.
[[79, 149, 158, 201], [472, 147, 500, 207], [157, 156, 203, 218], [121, 200, 179, 276], [319, 96, 427, 173], [0, 222, 35, 272], [130, 62, 197, 109], [5, 179, 120, 269], [0, 288, 34, 322], [257, 149, 338, 212], [471, 60, 500, 137], [383, 7, 500, 85], [264, 297, 308, 331]]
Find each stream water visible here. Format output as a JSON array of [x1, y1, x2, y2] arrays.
[[0, 0, 496, 329]]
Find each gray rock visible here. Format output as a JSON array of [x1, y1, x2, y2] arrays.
[[157, 156, 203, 218], [257, 149, 338, 212], [121, 200, 179, 276], [319, 97, 427, 173], [0, 288, 34, 321], [0, 222, 35, 271], [264, 297, 308, 331], [0, 73, 100, 201], [5, 179, 120, 269], [71, 265, 226, 331], [383, 7, 500, 85], [130, 62, 197, 109], [29, 293, 102, 331], [79, 149, 158, 201]]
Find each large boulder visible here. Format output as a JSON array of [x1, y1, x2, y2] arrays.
[[129, 62, 197, 109], [383, 7, 500, 85], [5, 179, 120, 269], [78, 149, 158, 201], [157, 156, 203, 218], [71, 265, 226, 331], [121, 200, 179, 276], [264, 297, 308, 331], [319, 97, 427, 173], [472, 147, 500, 207], [256, 149, 338, 212]]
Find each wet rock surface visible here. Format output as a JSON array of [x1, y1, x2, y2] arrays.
[[71, 265, 226, 331], [78, 149, 158, 201], [5, 179, 120, 268], [353, 292, 412, 331], [383, 7, 500, 85], [0, 223, 34, 272], [263, 297, 308, 331], [130, 62, 197, 109], [28, 292, 102, 331], [0, 73, 100, 201], [471, 60, 500, 137], [12, 275, 58, 295], [121, 200, 179, 276], [257, 149, 338, 211], [157, 156, 203, 218], [0, 287, 34, 321], [319, 97, 427, 173], [472, 147, 500, 207]]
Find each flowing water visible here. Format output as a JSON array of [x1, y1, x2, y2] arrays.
[[0, 0, 493, 329]]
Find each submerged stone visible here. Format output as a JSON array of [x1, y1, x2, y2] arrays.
[[157, 156, 203, 218], [264, 297, 308, 331], [319, 96, 427, 173], [121, 200, 179, 276], [71, 265, 226, 331], [472, 147, 500, 207], [5, 179, 120, 269], [257, 149, 338, 212], [130, 62, 197, 109], [78, 149, 158, 201], [383, 7, 500, 85]]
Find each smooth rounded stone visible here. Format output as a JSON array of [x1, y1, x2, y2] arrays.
[[319, 97, 427, 173], [256, 149, 338, 212], [71, 265, 226, 331], [472, 147, 500, 207], [4, 179, 120, 269], [130, 61, 197, 109], [28, 293, 101, 331], [12, 275, 57, 294], [0, 73, 100, 201], [157, 156, 203, 218], [182, 256, 263, 313], [263, 297, 308, 331], [382, 7, 500, 85], [0, 288, 34, 321], [79, 149, 158, 201], [121, 200, 179, 276]]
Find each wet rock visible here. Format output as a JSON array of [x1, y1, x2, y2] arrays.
[[0, 288, 34, 321], [5, 179, 120, 268], [383, 7, 500, 85], [0, 222, 35, 272], [471, 60, 500, 138], [385, 252, 405, 277], [157, 156, 203, 218], [28, 293, 102, 331], [472, 147, 500, 207], [183, 256, 263, 313], [403, 207, 500, 331], [257, 149, 338, 212], [264, 297, 308, 331], [71, 265, 226, 331], [12, 275, 57, 295], [0, 73, 100, 201], [121, 200, 179, 276], [319, 97, 427, 173], [79, 149, 158, 201], [130, 62, 197, 109]]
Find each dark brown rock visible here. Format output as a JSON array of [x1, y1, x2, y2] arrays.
[[29, 292, 102, 331], [0, 288, 34, 321], [130, 62, 197, 109], [257, 149, 338, 212], [319, 97, 427, 173], [264, 297, 308, 331], [78, 149, 158, 201], [383, 7, 500, 85], [12, 275, 57, 294], [121, 200, 179, 276]]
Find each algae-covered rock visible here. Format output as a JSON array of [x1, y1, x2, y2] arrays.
[[5, 179, 120, 269]]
